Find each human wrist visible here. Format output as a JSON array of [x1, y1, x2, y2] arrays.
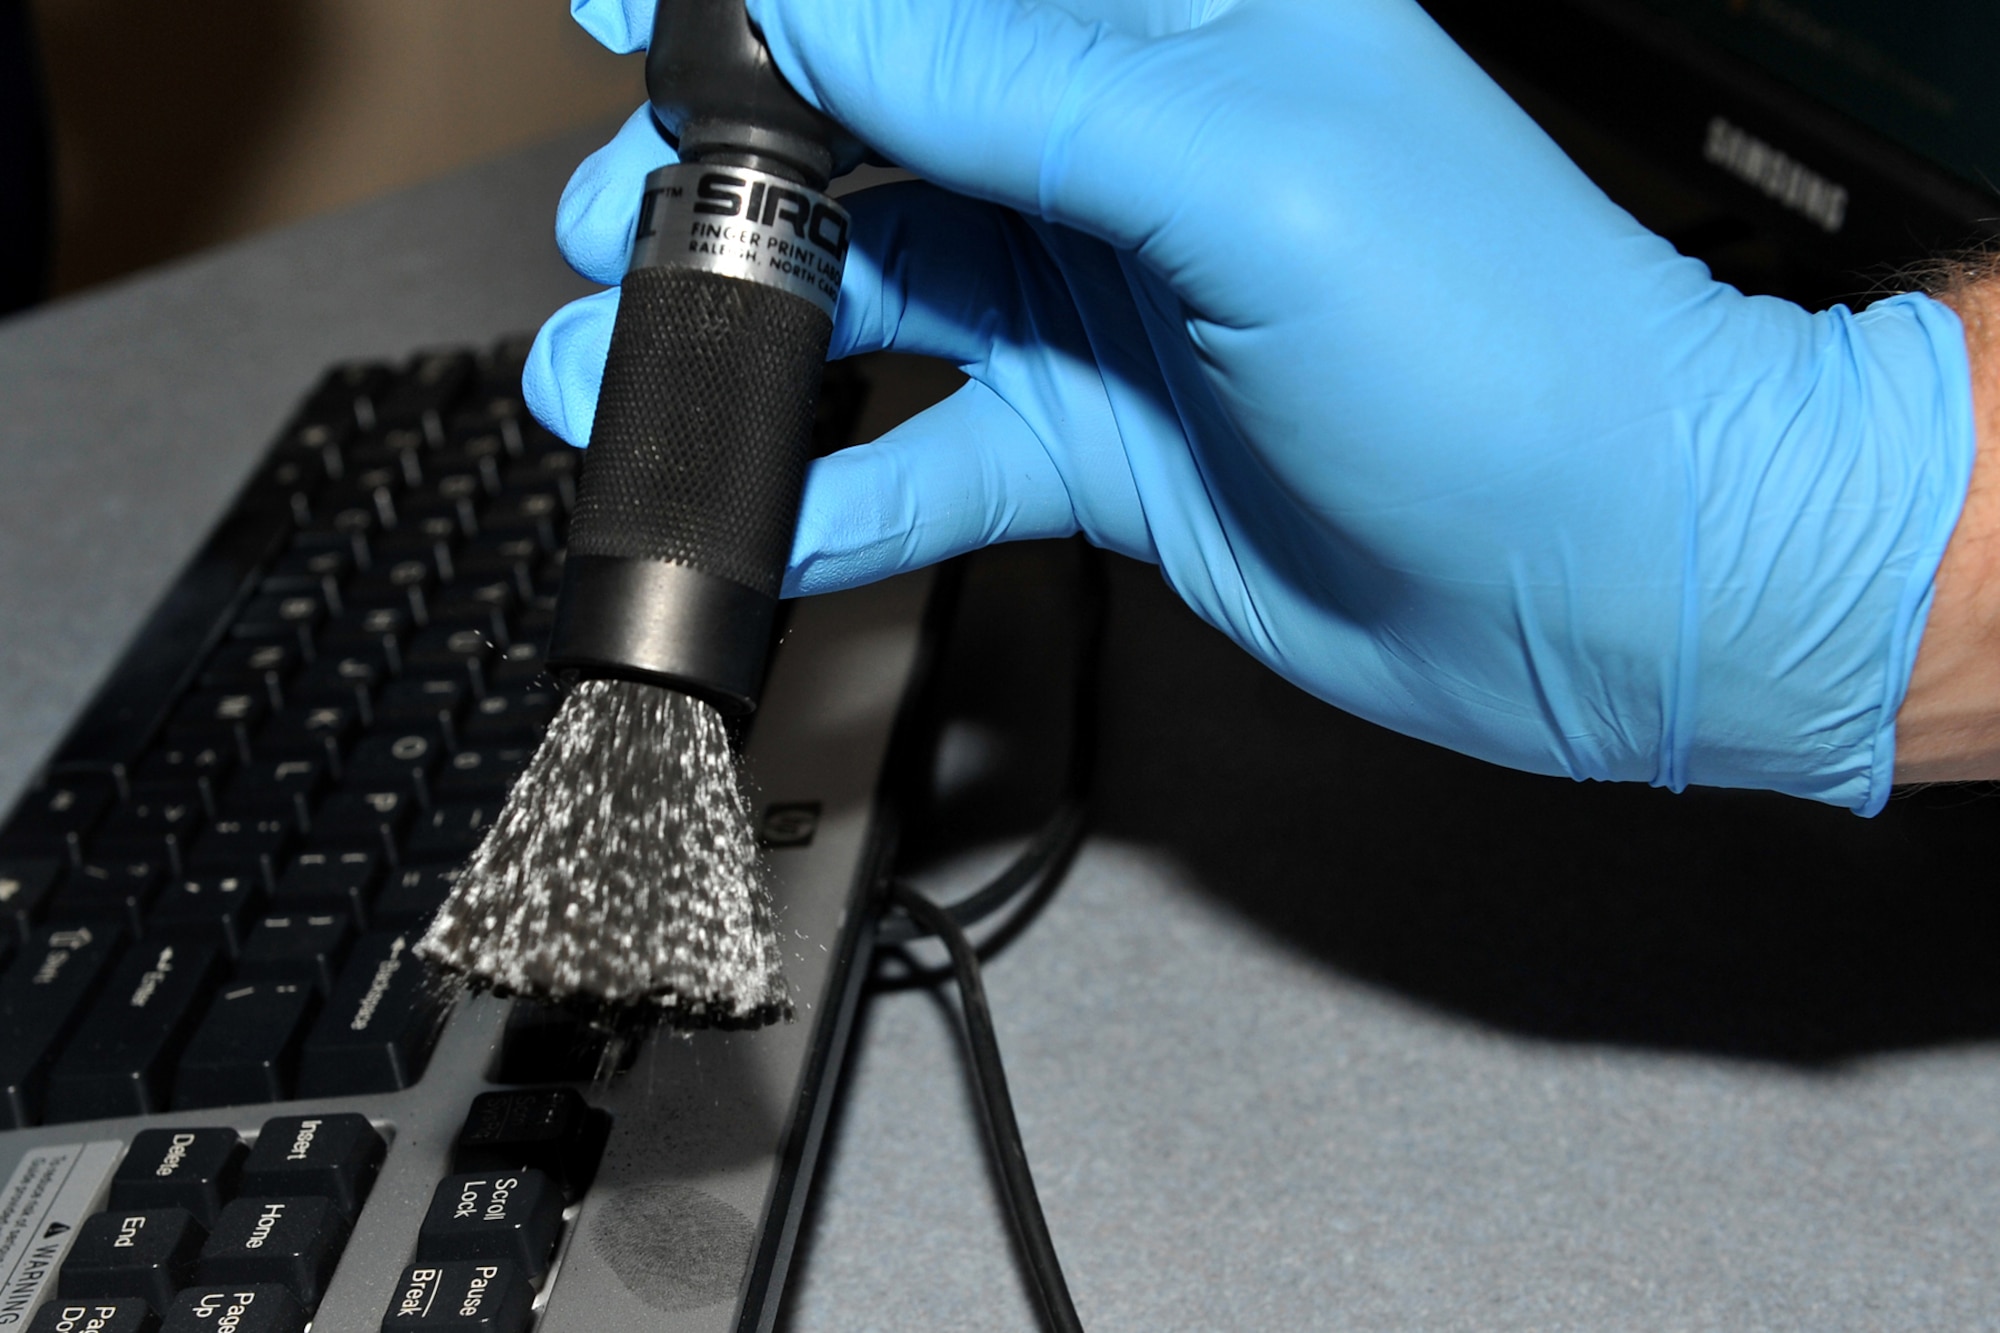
[[1894, 271, 2000, 780]]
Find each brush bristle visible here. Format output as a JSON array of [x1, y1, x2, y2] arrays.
[[416, 677, 790, 1028]]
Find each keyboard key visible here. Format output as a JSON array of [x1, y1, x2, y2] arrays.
[[271, 850, 377, 923], [424, 454, 502, 502], [53, 859, 165, 936], [298, 932, 446, 1097], [453, 537, 540, 586], [187, 813, 295, 889], [453, 1088, 608, 1203], [195, 1197, 348, 1308], [171, 691, 267, 730], [291, 521, 367, 559], [199, 642, 300, 702], [321, 605, 413, 662], [401, 497, 477, 543], [432, 747, 531, 801], [430, 581, 515, 629], [375, 678, 467, 728], [58, 1208, 206, 1313], [168, 695, 266, 759], [126, 782, 208, 829], [261, 450, 330, 510], [415, 1172, 561, 1282], [308, 793, 411, 861], [483, 644, 546, 691], [291, 651, 388, 712], [148, 873, 263, 953], [402, 804, 496, 864], [236, 913, 354, 994], [301, 493, 384, 543], [208, 794, 298, 834], [0, 924, 123, 1127], [346, 458, 407, 493], [253, 707, 356, 767], [43, 938, 227, 1122], [110, 1129, 245, 1227], [459, 691, 554, 744], [132, 741, 235, 797], [480, 492, 562, 548], [343, 441, 421, 488], [161, 1285, 306, 1333], [280, 412, 349, 452], [402, 627, 493, 681], [339, 477, 404, 526], [259, 546, 351, 595], [370, 866, 458, 929], [0, 778, 117, 860], [0, 857, 65, 941], [301, 361, 390, 430], [514, 598, 555, 642], [442, 417, 512, 462], [344, 732, 445, 790], [27, 1298, 157, 1333], [93, 792, 204, 869], [239, 1114, 384, 1220], [226, 761, 325, 818], [312, 482, 396, 533], [380, 1261, 532, 1333], [175, 982, 319, 1110], [350, 558, 436, 611], [491, 1003, 637, 1085], [230, 595, 326, 651], [377, 351, 474, 433]]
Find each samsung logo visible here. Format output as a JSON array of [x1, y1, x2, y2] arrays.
[[1703, 115, 1848, 234]]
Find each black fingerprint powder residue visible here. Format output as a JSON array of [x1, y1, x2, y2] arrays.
[[591, 1182, 756, 1311]]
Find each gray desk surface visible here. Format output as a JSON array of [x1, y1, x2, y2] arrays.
[[5, 125, 2000, 1332]]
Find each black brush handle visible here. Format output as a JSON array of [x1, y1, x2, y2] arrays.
[[548, 0, 854, 716], [547, 161, 849, 716]]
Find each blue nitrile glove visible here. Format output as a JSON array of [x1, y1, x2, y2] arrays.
[[528, 0, 1976, 813]]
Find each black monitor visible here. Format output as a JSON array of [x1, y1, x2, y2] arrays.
[[1423, 0, 2000, 307]]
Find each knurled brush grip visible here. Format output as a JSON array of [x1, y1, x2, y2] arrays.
[[549, 163, 849, 713]]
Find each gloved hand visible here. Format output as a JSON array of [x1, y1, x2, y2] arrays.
[[528, 0, 1975, 813]]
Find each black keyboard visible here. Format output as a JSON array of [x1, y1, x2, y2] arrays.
[[0, 340, 933, 1333], [0, 343, 564, 1124]]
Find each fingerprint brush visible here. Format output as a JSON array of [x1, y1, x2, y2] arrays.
[[416, 0, 862, 1029]]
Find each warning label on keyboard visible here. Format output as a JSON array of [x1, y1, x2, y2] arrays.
[[0, 1142, 121, 1326]]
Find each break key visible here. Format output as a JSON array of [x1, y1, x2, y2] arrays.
[[380, 1262, 531, 1333]]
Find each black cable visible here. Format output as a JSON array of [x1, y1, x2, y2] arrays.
[[877, 542, 1106, 946], [887, 879, 1086, 1333], [868, 542, 1107, 1329]]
